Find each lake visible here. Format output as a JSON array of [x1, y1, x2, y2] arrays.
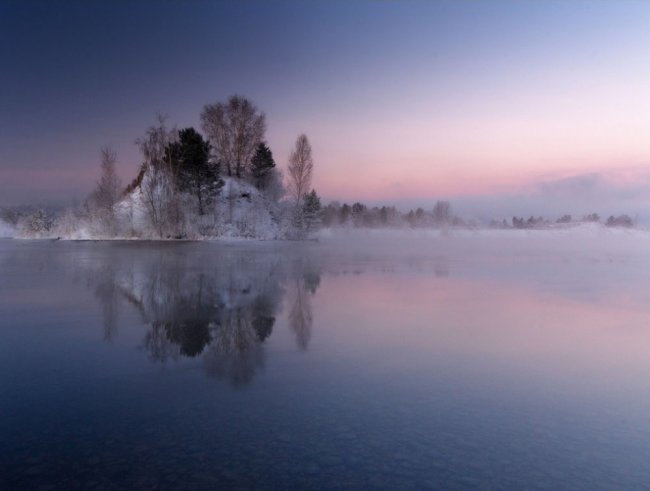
[[2, 230, 650, 489]]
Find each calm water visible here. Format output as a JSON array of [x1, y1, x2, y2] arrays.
[[2, 234, 650, 489]]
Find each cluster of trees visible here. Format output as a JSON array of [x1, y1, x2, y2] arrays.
[[490, 213, 635, 229], [129, 115, 218, 238], [605, 214, 634, 228], [118, 96, 323, 238], [320, 200, 462, 229], [509, 216, 547, 229], [315, 201, 638, 231], [0, 205, 59, 235], [8, 95, 323, 239]]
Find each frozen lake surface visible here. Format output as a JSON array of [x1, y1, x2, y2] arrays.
[[2, 229, 650, 489]]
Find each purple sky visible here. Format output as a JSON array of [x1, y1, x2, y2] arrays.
[[2, 0, 650, 219]]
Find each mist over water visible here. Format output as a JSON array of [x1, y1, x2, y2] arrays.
[[2, 231, 650, 488]]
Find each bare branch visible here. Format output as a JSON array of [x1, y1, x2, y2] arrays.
[[200, 95, 266, 179], [288, 134, 313, 204]]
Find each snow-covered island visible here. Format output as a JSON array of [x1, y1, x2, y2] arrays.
[[0, 96, 322, 241]]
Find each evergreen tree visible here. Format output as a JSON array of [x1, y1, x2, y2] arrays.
[[302, 189, 322, 232], [433, 200, 451, 227], [339, 203, 351, 224], [166, 128, 223, 215], [351, 202, 366, 227], [250, 142, 276, 190], [379, 206, 388, 225]]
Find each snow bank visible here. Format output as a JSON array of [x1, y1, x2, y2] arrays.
[[211, 178, 283, 239]]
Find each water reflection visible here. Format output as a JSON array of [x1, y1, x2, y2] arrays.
[[85, 245, 321, 385], [286, 262, 318, 350], [8, 238, 650, 489], [90, 263, 120, 342]]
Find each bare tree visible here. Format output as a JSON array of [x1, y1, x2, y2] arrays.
[[136, 115, 181, 238], [96, 147, 121, 208], [200, 95, 266, 179], [89, 146, 122, 234], [288, 134, 314, 205], [136, 114, 179, 177]]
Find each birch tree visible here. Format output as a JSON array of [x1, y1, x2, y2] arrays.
[[287, 134, 313, 205], [89, 146, 122, 235], [136, 115, 180, 238], [200, 95, 266, 179]]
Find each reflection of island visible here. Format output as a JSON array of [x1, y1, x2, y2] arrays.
[[84, 244, 321, 385]]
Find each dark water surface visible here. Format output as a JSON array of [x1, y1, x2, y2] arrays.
[[2, 236, 650, 489]]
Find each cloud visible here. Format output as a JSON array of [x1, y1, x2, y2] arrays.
[[434, 170, 650, 223], [536, 173, 605, 199], [535, 171, 650, 202]]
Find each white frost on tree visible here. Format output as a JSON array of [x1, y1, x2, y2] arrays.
[[287, 133, 314, 205], [136, 115, 181, 238], [87, 146, 122, 236], [200, 95, 266, 179]]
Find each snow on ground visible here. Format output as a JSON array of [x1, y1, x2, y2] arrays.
[[211, 178, 282, 239], [25, 175, 286, 241]]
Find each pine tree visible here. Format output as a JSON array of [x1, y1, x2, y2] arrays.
[[166, 128, 223, 215], [302, 189, 322, 232], [339, 203, 351, 224], [250, 142, 276, 190]]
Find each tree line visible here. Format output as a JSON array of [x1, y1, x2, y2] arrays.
[[320, 200, 461, 228], [495, 213, 634, 229]]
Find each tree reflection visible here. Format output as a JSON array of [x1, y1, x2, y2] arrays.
[[166, 319, 211, 357], [133, 253, 281, 386], [288, 265, 322, 350], [89, 263, 120, 342], [87, 244, 321, 385], [252, 295, 276, 342], [143, 321, 180, 364], [203, 308, 264, 387]]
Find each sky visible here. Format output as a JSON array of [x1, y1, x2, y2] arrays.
[[2, 0, 650, 219]]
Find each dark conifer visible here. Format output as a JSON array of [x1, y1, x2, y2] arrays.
[[302, 189, 322, 231], [166, 128, 223, 215], [250, 142, 276, 190]]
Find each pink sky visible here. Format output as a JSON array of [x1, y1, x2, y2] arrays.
[[3, 0, 650, 219]]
